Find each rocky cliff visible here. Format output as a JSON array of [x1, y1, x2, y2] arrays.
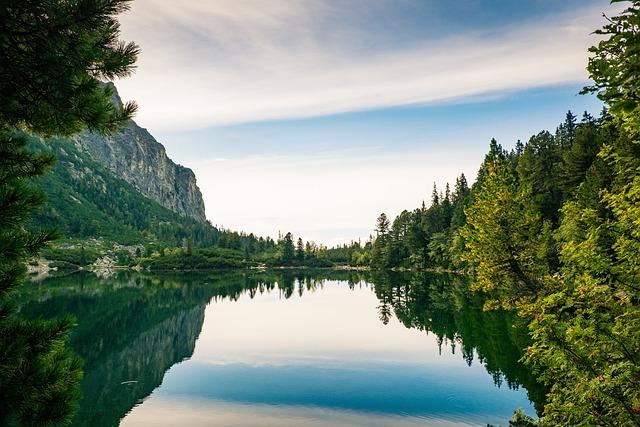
[[72, 84, 207, 222]]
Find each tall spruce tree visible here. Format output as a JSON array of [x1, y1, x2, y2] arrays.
[[281, 232, 295, 264], [372, 213, 391, 268], [296, 237, 305, 262], [0, 0, 138, 424]]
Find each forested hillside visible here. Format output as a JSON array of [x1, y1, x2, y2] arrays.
[[358, 2, 640, 422], [356, 107, 639, 425], [24, 130, 350, 268], [28, 133, 216, 246], [355, 92, 639, 426], [366, 109, 611, 274], [25, 132, 281, 268]]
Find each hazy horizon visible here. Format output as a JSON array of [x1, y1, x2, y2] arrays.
[[115, 0, 611, 245]]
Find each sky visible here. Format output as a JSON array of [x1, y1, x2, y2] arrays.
[[115, 0, 614, 246]]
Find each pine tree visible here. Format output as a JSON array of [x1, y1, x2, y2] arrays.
[[560, 116, 602, 198], [372, 214, 391, 268], [407, 209, 429, 268], [281, 232, 295, 265], [475, 138, 506, 189], [296, 238, 305, 262], [515, 139, 525, 156], [375, 213, 390, 236], [555, 111, 573, 150], [454, 174, 469, 202], [461, 158, 546, 304], [0, 134, 85, 425], [516, 130, 563, 224], [526, 4, 640, 424], [582, 0, 640, 133], [431, 183, 440, 206], [304, 241, 315, 259], [0, 1, 138, 424]]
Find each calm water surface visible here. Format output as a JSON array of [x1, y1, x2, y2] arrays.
[[18, 271, 543, 426]]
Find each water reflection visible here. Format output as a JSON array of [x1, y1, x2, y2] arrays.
[[370, 271, 546, 409], [17, 270, 544, 426]]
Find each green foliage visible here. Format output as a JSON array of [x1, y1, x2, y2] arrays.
[[518, 4, 640, 425], [41, 245, 103, 269], [517, 131, 562, 224], [130, 231, 347, 270], [280, 232, 295, 265], [359, 6, 640, 422], [0, 0, 139, 423], [523, 124, 640, 425], [369, 180, 469, 271], [462, 160, 547, 305], [0, 0, 138, 135], [28, 134, 221, 246], [140, 247, 248, 270], [296, 237, 305, 262], [0, 133, 84, 426], [582, 1, 640, 132], [508, 408, 540, 427], [559, 114, 603, 198]]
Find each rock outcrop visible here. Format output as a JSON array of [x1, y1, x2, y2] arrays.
[[73, 84, 207, 222]]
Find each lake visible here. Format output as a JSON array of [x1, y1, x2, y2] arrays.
[[17, 270, 544, 426]]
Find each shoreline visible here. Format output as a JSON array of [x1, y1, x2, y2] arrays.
[[28, 263, 469, 280]]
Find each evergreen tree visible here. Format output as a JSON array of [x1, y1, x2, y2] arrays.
[[557, 110, 577, 149], [454, 174, 469, 203], [451, 173, 470, 228], [372, 213, 391, 268], [0, 0, 138, 135], [516, 130, 563, 224], [525, 4, 640, 424], [305, 241, 315, 259], [582, 0, 640, 133], [0, 135, 84, 425], [560, 117, 602, 198], [514, 139, 525, 156], [281, 232, 295, 265], [461, 159, 546, 304], [0, 1, 138, 424], [475, 138, 507, 189], [375, 213, 390, 236], [296, 237, 305, 262], [431, 183, 440, 206], [387, 210, 411, 267]]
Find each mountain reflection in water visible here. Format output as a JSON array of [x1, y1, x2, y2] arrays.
[[17, 270, 545, 426]]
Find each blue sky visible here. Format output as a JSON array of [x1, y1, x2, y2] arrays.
[[115, 0, 613, 245]]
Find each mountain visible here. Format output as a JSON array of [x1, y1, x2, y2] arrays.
[[28, 135, 217, 247], [74, 83, 206, 222], [25, 83, 218, 246]]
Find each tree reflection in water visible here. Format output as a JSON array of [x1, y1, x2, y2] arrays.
[[16, 270, 545, 425]]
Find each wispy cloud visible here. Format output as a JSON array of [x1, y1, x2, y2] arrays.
[[115, 1, 610, 131]]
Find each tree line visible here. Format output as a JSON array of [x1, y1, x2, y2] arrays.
[[360, 3, 640, 424], [1, 0, 639, 425], [366, 109, 607, 273]]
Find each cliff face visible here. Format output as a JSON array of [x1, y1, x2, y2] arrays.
[[73, 84, 207, 222]]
